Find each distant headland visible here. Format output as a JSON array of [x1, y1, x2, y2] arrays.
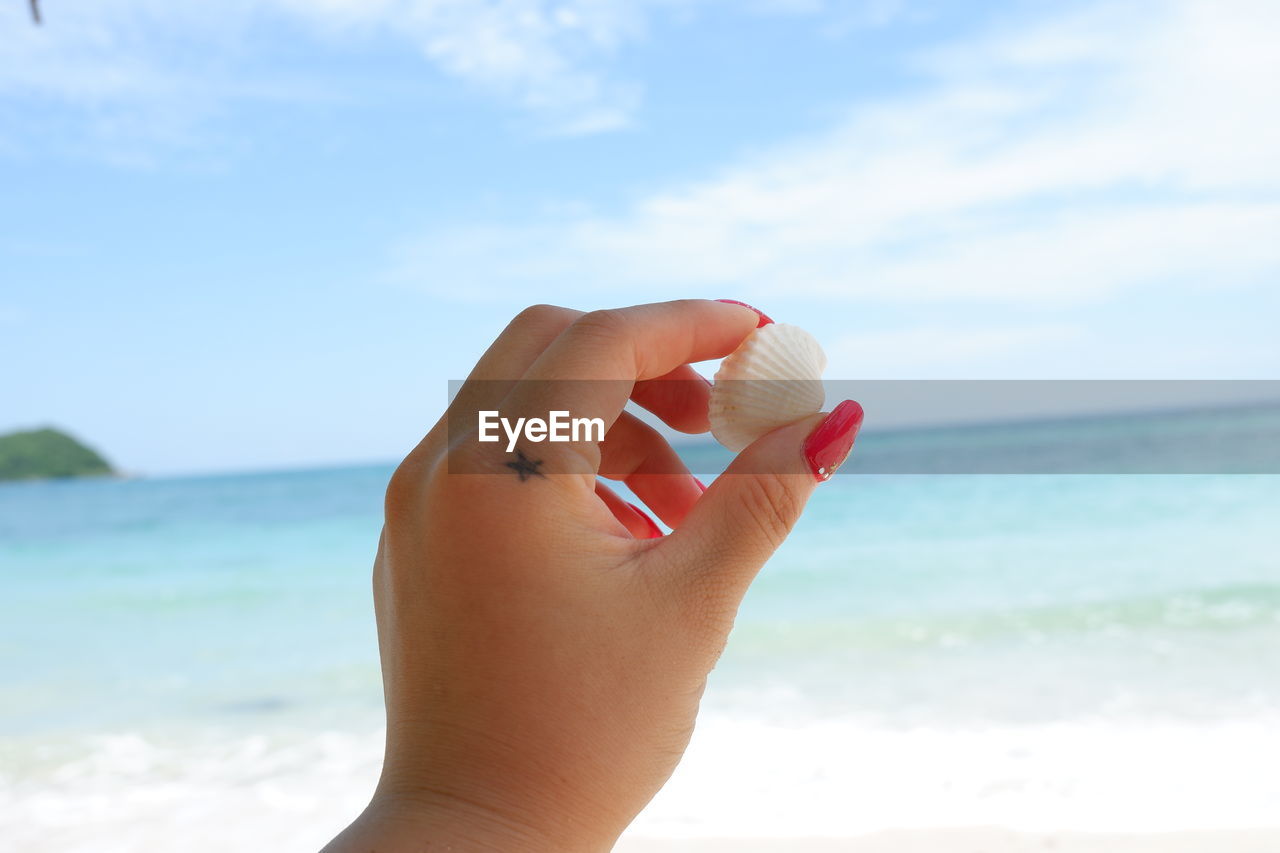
[[0, 427, 116, 482]]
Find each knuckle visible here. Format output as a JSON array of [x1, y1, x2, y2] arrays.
[[437, 438, 496, 481], [511, 303, 568, 329], [735, 473, 802, 551], [383, 456, 426, 521], [383, 448, 460, 524], [573, 308, 629, 340]]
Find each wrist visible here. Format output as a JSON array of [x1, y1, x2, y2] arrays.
[[325, 783, 611, 853]]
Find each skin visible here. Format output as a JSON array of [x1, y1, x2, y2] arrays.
[[323, 300, 842, 852]]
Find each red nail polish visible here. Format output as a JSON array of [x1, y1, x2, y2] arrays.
[[803, 400, 864, 482], [715, 299, 773, 327], [626, 502, 664, 538]]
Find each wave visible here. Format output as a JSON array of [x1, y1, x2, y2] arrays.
[[731, 582, 1280, 654]]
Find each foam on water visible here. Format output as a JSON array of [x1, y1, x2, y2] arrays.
[[1, 727, 383, 852], [6, 713, 1280, 850]]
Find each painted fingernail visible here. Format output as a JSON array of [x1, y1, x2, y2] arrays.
[[715, 299, 774, 327], [803, 400, 864, 482], [626, 502, 664, 538]]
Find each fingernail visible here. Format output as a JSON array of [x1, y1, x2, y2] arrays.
[[693, 477, 707, 493], [626, 502, 664, 538], [715, 299, 774, 327], [803, 400, 864, 482]]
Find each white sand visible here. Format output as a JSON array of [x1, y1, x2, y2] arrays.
[[617, 828, 1280, 852]]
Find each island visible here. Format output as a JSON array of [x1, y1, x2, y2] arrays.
[[0, 427, 116, 481]]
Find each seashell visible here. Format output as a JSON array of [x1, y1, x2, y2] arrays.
[[709, 323, 828, 452]]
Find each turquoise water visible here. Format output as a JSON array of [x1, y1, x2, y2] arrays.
[[1, 466, 388, 736], [723, 473, 1280, 723], [3, 409, 1280, 845]]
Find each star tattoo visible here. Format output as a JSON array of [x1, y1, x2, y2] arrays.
[[505, 448, 546, 482]]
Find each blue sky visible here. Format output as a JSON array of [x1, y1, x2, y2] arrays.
[[2, 0, 1278, 474]]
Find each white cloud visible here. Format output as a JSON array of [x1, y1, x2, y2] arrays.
[[0, 1, 940, 143], [398, 0, 1280, 304], [0, 0, 693, 140], [277, 0, 658, 132], [0, 2, 333, 159]]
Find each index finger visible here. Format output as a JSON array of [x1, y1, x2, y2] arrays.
[[504, 299, 760, 433]]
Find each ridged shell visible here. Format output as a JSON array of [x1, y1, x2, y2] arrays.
[[709, 323, 828, 452]]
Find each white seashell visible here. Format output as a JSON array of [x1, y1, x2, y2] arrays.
[[709, 323, 828, 452]]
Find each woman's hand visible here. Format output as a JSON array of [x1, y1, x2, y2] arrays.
[[324, 300, 862, 852]]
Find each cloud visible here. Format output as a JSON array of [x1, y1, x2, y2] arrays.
[[0, 2, 335, 160], [396, 0, 1280, 304], [0, 1, 944, 146], [273, 0, 659, 133], [0, 0, 702, 143]]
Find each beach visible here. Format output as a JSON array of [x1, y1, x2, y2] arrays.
[[619, 830, 1280, 852], [3, 408, 1279, 850]]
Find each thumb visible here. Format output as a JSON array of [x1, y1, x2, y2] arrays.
[[655, 399, 864, 626]]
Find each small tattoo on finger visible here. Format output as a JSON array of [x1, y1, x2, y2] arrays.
[[505, 449, 546, 481]]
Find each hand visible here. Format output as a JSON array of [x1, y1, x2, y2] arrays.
[[323, 300, 863, 851]]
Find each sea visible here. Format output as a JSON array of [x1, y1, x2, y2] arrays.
[[3, 404, 1279, 850]]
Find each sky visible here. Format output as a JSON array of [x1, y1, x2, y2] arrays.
[[2, 0, 1278, 475]]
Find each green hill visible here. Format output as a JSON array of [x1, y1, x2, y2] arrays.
[[0, 427, 116, 481]]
